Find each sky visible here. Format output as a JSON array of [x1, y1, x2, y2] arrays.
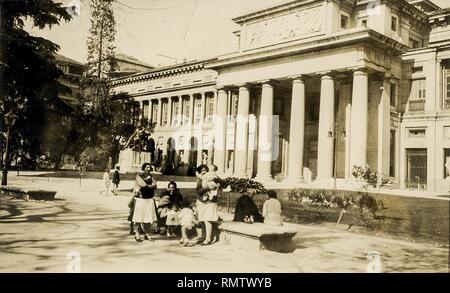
[[25, 0, 450, 67]]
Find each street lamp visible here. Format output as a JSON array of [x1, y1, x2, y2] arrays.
[[1, 111, 19, 186]]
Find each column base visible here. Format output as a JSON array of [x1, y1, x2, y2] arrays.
[[314, 177, 337, 189], [254, 175, 275, 184], [283, 176, 304, 186], [232, 173, 249, 179]]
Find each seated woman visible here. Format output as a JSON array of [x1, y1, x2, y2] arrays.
[[262, 190, 283, 226], [233, 189, 264, 223], [157, 181, 183, 235]]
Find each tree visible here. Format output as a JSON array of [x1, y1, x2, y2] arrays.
[[82, 0, 116, 108], [0, 0, 72, 169], [79, 93, 154, 171]]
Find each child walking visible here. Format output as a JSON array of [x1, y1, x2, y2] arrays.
[[100, 168, 111, 196], [178, 200, 197, 246]]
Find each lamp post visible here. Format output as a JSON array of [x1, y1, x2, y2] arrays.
[[1, 112, 19, 186]]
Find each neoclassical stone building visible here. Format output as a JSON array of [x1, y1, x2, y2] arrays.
[[110, 0, 450, 193]]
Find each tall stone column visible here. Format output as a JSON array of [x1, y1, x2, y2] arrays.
[[256, 81, 274, 181], [234, 85, 250, 178], [200, 92, 206, 125], [148, 100, 152, 122], [350, 70, 369, 170], [378, 76, 391, 176], [286, 76, 306, 183], [317, 73, 335, 180], [168, 97, 173, 127], [213, 88, 228, 173], [157, 99, 163, 127], [189, 94, 195, 126], [177, 96, 183, 126]]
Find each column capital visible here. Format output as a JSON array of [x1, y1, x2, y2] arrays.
[[316, 71, 335, 80], [289, 75, 305, 82], [237, 84, 250, 91], [257, 79, 275, 85], [215, 86, 226, 92], [349, 67, 370, 76]]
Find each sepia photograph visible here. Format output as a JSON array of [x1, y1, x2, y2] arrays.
[[0, 0, 449, 278]]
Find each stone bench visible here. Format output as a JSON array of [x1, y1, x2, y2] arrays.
[[219, 221, 298, 253], [0, 186, 57, 201]]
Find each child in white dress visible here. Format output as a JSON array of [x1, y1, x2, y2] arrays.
[[165, 207, 179, 237], [178, 200, 197, 246]]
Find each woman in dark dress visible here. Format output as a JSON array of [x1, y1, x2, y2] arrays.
[[130, 163, 158, 242], [233, 188, 264, 223], [157, 181, 183, 235]]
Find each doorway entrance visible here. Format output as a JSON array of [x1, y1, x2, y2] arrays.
[[406, 149, 427, 189]]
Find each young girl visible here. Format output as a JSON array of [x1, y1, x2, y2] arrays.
[[178, 200, 197, 246], [165, 206, 179, 237]]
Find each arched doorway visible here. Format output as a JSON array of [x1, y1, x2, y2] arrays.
[[148, 138, 156, 164], [164, 137, 176, 175]]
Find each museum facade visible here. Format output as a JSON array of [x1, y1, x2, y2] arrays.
[[110, 0, 450, 193]]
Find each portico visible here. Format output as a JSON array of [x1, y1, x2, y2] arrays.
[[204, 0, 410, 184]]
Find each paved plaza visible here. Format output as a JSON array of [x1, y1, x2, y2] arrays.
[[0, 175, 448, 273]]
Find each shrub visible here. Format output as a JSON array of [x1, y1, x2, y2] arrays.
[[220, 177, 267, 194], [286, 188, 383, 216], [352, 165, 395, 187]]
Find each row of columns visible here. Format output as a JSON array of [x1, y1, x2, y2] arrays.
[[140, 92, 214, 128], [213, 69, 370, 182]]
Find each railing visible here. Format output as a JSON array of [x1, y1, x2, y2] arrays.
[[408, 99, 425, 112]]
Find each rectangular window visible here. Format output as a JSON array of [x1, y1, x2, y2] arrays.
[[194, 97, 202, 125], [143, 102, 149, 119], [408, 128, 426, 138], [172, 99, 180, 126], [390, 83, 397, 107], [206, 96, 214, 124], [183, 98, 190, 125], [152, 102, 158, 124], [341, 15, 349, 29], [390, 130, 396, 177], [361, 18, 368, 27], [406, 149, 427, 189], [391, 16, 398, 32], [445, 69, 450, 109], [409, 38, 420, 49], [445, 149, 450, 178], [410, 79, 426, 100], [412, 66, 423, 73], [162, 101, 168, 127], [228, 93, 238, 123]]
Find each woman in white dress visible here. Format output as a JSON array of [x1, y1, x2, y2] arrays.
[[132, 163, 158, 242], [262, 190, 283, 226]]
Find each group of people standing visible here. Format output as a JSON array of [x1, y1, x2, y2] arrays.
[[127, 162, 284, 244], [128, 163, 220, 245]]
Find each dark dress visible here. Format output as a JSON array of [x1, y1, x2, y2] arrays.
[[112, 170, 120, 185], [159, 189, 183, 209], [233, 194, 264, 223]]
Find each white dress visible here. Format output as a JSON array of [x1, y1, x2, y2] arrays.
[[262, 198, 283, 226], [132, 198, 158, 224]]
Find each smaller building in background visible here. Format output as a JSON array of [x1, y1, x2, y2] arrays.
[[109, 53, 154, 79], [54, 53, 84, 107]]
